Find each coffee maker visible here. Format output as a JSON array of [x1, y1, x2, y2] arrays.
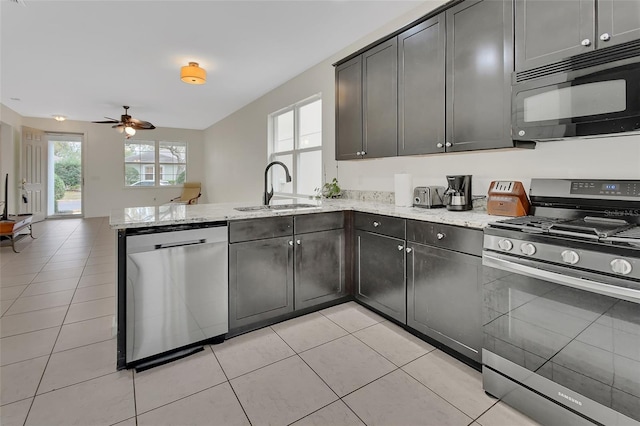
[[444, 175, 473, 211]]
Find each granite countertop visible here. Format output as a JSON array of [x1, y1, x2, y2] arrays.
[[110, 198, 510, 230]]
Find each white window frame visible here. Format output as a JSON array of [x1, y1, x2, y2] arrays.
[[268, 94, 322, 198], [124, 140, 187, 187]]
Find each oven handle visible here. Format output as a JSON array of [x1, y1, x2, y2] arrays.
[[483, 253, 640, 304]]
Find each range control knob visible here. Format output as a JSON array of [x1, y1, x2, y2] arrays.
[[520, 243, 537, 256], [610, 259, 632, 275], [497, 239, 513, 251], [561, 250, 580, 265]]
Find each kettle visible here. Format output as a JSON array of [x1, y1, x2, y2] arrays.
[[444, 175, 473, 211]]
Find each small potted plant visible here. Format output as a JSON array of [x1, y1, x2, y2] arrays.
[[317, 178, 342, 199]]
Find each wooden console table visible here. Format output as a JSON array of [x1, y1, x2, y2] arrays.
[[0, 214, 35, 253]]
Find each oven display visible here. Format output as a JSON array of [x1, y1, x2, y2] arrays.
[[570, 181, 640, 197], [603, 183, 618, 191]]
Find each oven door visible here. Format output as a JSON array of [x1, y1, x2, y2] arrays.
[[482, 251, 640, 425], [512, 58, 640, 141]]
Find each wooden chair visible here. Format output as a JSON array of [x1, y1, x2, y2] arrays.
[[169, 182, 202, 205]]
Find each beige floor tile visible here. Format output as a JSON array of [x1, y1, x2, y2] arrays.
[[300, 335, 396, 397], [134, 348, 227, 414], [476, 402, 542, 426], [138, 382, 249, 426], [213, 327, 295, 379], [26, 371, 135, 426], [0, 306, 67, 337], [21, 278, 79, 297], [39, 259, 87, 272], [231, 356, 337, 425], [71, 282, 115, 304], [0, 285, 27, 301], [54, 315, 115, 352], [64, 296, 115, 324], [82, 262, 115, 276], [48, 253, 89, 263], [272, 312, 348, 353], [85, 255, 115, 266], [78, 272, 114, 287], [403, 350, 496, 419], [344, 369, 472, 426], [112, 417, 137, 426], [0, 398, 33, 426], [1, 263, 44, 277], [0, 327, 59, 366], [1, 356, 48, 405], [292, 400, 365, 426], [53, 247, 91, 257], [31, 267, 83, 284], [1, 273, 36, 287], [89, 248, 115, 258], [5, 290, 74, 316], [3, 256, 50, 268], [1, 299, 15, 316], [354, 321, 435, 366], [38, 339, 117, 394], [320, 301, 385, 333]]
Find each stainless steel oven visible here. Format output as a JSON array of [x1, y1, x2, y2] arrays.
[[512, 41, 640, 141], [482, 179, 640, 426]]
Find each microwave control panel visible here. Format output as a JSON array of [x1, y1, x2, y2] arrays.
[[570, 180, 640, 197]]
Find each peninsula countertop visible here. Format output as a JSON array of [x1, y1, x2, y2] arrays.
[[110, 199, 509, 230]]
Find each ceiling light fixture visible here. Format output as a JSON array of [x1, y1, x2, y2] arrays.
[[124, 126, 136, 137], [180, 62, 206, 85], [53, 115, 66, 122]]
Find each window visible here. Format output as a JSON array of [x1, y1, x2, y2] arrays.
[[268, 95, 322, 197], [124, 140, 187, 187]]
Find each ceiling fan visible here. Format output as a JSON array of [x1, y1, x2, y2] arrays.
[[92, 106, 156, 138]]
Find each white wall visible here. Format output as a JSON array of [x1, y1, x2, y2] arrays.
[[203, 0, 640, 202], [4, 112, 205, 218], [0, 105, 23, 215]]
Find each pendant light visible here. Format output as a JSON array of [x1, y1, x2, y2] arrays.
[[180, 62, 206, 85]]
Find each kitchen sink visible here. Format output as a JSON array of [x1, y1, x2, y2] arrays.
[[235, 203, 319, 212]]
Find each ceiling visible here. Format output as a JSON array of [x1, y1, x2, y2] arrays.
[[1, 0, 424, 130]]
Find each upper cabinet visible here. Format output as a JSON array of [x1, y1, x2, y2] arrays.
[[515, 0, 640, 71], [398, 15, 445, 156], [445, 0, 514, 152], [335, 56, 363, 160]]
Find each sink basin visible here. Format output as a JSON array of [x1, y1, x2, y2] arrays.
[[235, 203, 319, 212]]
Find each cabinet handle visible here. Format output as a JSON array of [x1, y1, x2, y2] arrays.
[[398, 245, 404, 251], [296, 239, 301, 245], [600, 33, 611, 42], [356, 151, 361, 156], [436, 232, 445, 240], [361, 151, 366, 156], [406, 247, 413, 253], [581, 38, 591, 46], [436, 143, 444, 148], [288, 240, 293, 246], [373, 221, 380, 227], [445, 142, 452, 148]]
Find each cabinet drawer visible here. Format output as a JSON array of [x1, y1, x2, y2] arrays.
[[354, 213, 405, 239], [406, 220, 482, 256], [229, 217, 293, 243], [295, 212, 344, 234]]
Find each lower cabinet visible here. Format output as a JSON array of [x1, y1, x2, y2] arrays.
[[355, 230, 406, 323], [406, 222, 483, 362], [229, 236, 294, 329]]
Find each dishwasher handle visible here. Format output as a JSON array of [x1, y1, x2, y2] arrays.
[[154, 239, 207, 250]]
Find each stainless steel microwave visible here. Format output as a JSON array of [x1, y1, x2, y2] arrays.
[[512, 43, 640, 141]]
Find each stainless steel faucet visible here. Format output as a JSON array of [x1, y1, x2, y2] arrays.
[[264, 161, 291, 205]]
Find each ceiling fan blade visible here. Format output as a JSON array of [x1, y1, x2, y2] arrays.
[[92, 119, 120, 124], [112, 124, 124, 129], [129, 118, 156, 130]]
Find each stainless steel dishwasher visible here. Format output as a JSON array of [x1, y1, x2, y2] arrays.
[[123, 223, 228, 370]]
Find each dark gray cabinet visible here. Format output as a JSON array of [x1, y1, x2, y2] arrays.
[[445, 0, 513, 153], [354, 213, 406, 323], [398, 15, 445, 156], [515, 0, 640, 71], [406, 221, 483, 362], [362, 38, 398, 158], [335, 56, 363, 160], [229, 236, 294, 330]]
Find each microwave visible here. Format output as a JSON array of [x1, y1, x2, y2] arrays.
[[512, 44, 640, 141]]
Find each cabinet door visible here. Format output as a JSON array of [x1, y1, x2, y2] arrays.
[[597, 0, 640, 48], [295, 229, 345, 310], [445, 0, 514, 152], [398, 15, 446, 156], [229, 236, 293, 329], [362, 38, 398, 158], [335, 56, 363, 160], [407, 242, 482, 362], [355, 230, 406, 323], [515, 0, 595, 71]]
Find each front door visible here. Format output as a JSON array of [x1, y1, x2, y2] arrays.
[[22, 127, 46, 222]]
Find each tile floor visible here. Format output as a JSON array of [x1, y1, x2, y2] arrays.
[[0, 218, 541, 426]]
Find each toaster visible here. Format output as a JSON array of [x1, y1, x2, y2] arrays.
[[413, 186, 446, 208]]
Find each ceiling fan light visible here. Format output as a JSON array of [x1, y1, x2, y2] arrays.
[[53, 115, 66, 122], [181, 62, 206, 85], [124, 126, 136, 136]]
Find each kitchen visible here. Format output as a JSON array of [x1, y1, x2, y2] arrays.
[[2, 0, 640, 425]]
